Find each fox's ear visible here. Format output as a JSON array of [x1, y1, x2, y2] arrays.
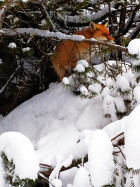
[[90, 22, 98, 30], [104, 21, 108, 28]]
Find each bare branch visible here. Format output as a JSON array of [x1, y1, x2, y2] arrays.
[[0, 0, 14, 28], [111, 132, 124, 142]]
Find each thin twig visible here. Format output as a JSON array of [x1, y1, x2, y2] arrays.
[[111, 132, 124, 142], [39, 172, 55, 187], [39, 2, 57, 31], [114, 144, 126, 160]]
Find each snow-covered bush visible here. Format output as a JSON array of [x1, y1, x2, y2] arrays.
[[51, 39, 140, 186], [62, 39, 140, 123], [63, 58, 137, 122], [41, 103, 140, 187], [0, 132, 39, 187], [128, 39, 140, 79]]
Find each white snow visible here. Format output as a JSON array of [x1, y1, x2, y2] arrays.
[[62, 77, 70, 85], [86, 71, 94, 78], [73, 167, 91, 187], [128, 39, 140, 57], [74, 64, 85, 72], [0, 132, 39, 180], [51, 179, 62, 187], [88, 84, 101, 94], [103, 95, 117, 121], [88, 130, 114, 187], [114, 97, 126, 113], [102, 87, 110, 98], [8, 42, 17, 48], [106, 77, 115, 88], [77, 60, 89, 68], [131, 58, 140, 66], [22, 47, 30, 52], [0, 156, 6, 187], [80, 85, 89, 95], [124, 104, 140, 170], [116, 75, 130, 92], [16, 28, 85, 41], [134, 85, 140, 104], [36, 126, 80, 166], [0, 82, 110, 144]]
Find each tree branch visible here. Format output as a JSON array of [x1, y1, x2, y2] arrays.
[[0, 0, 14, 28]]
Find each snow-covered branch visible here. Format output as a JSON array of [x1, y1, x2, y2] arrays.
[[0, 28, 128, 53], [0, 132, 39, 186]]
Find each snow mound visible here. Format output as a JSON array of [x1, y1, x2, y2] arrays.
[[1, 83, 110, 144], [0, 132, 39, 180], [88, 130, 114, 187], [124, 104, 140, 170]]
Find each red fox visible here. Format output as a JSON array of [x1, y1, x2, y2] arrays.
[[51, 22, 114, 81]]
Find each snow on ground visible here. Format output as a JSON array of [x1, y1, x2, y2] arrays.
[[36, 126, 80, 166], [0, 82, 110, 145], [0, 78, 110, 177]]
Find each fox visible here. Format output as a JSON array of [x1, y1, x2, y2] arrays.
[[51, 22, 114, 81]]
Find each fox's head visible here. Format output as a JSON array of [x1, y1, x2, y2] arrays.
[[89, 22, 114, 42]]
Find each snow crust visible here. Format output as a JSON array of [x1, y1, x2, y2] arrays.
[[0, 132, 39, 180]]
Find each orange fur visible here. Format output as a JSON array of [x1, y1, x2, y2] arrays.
[[51, 22, 114, 81]]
